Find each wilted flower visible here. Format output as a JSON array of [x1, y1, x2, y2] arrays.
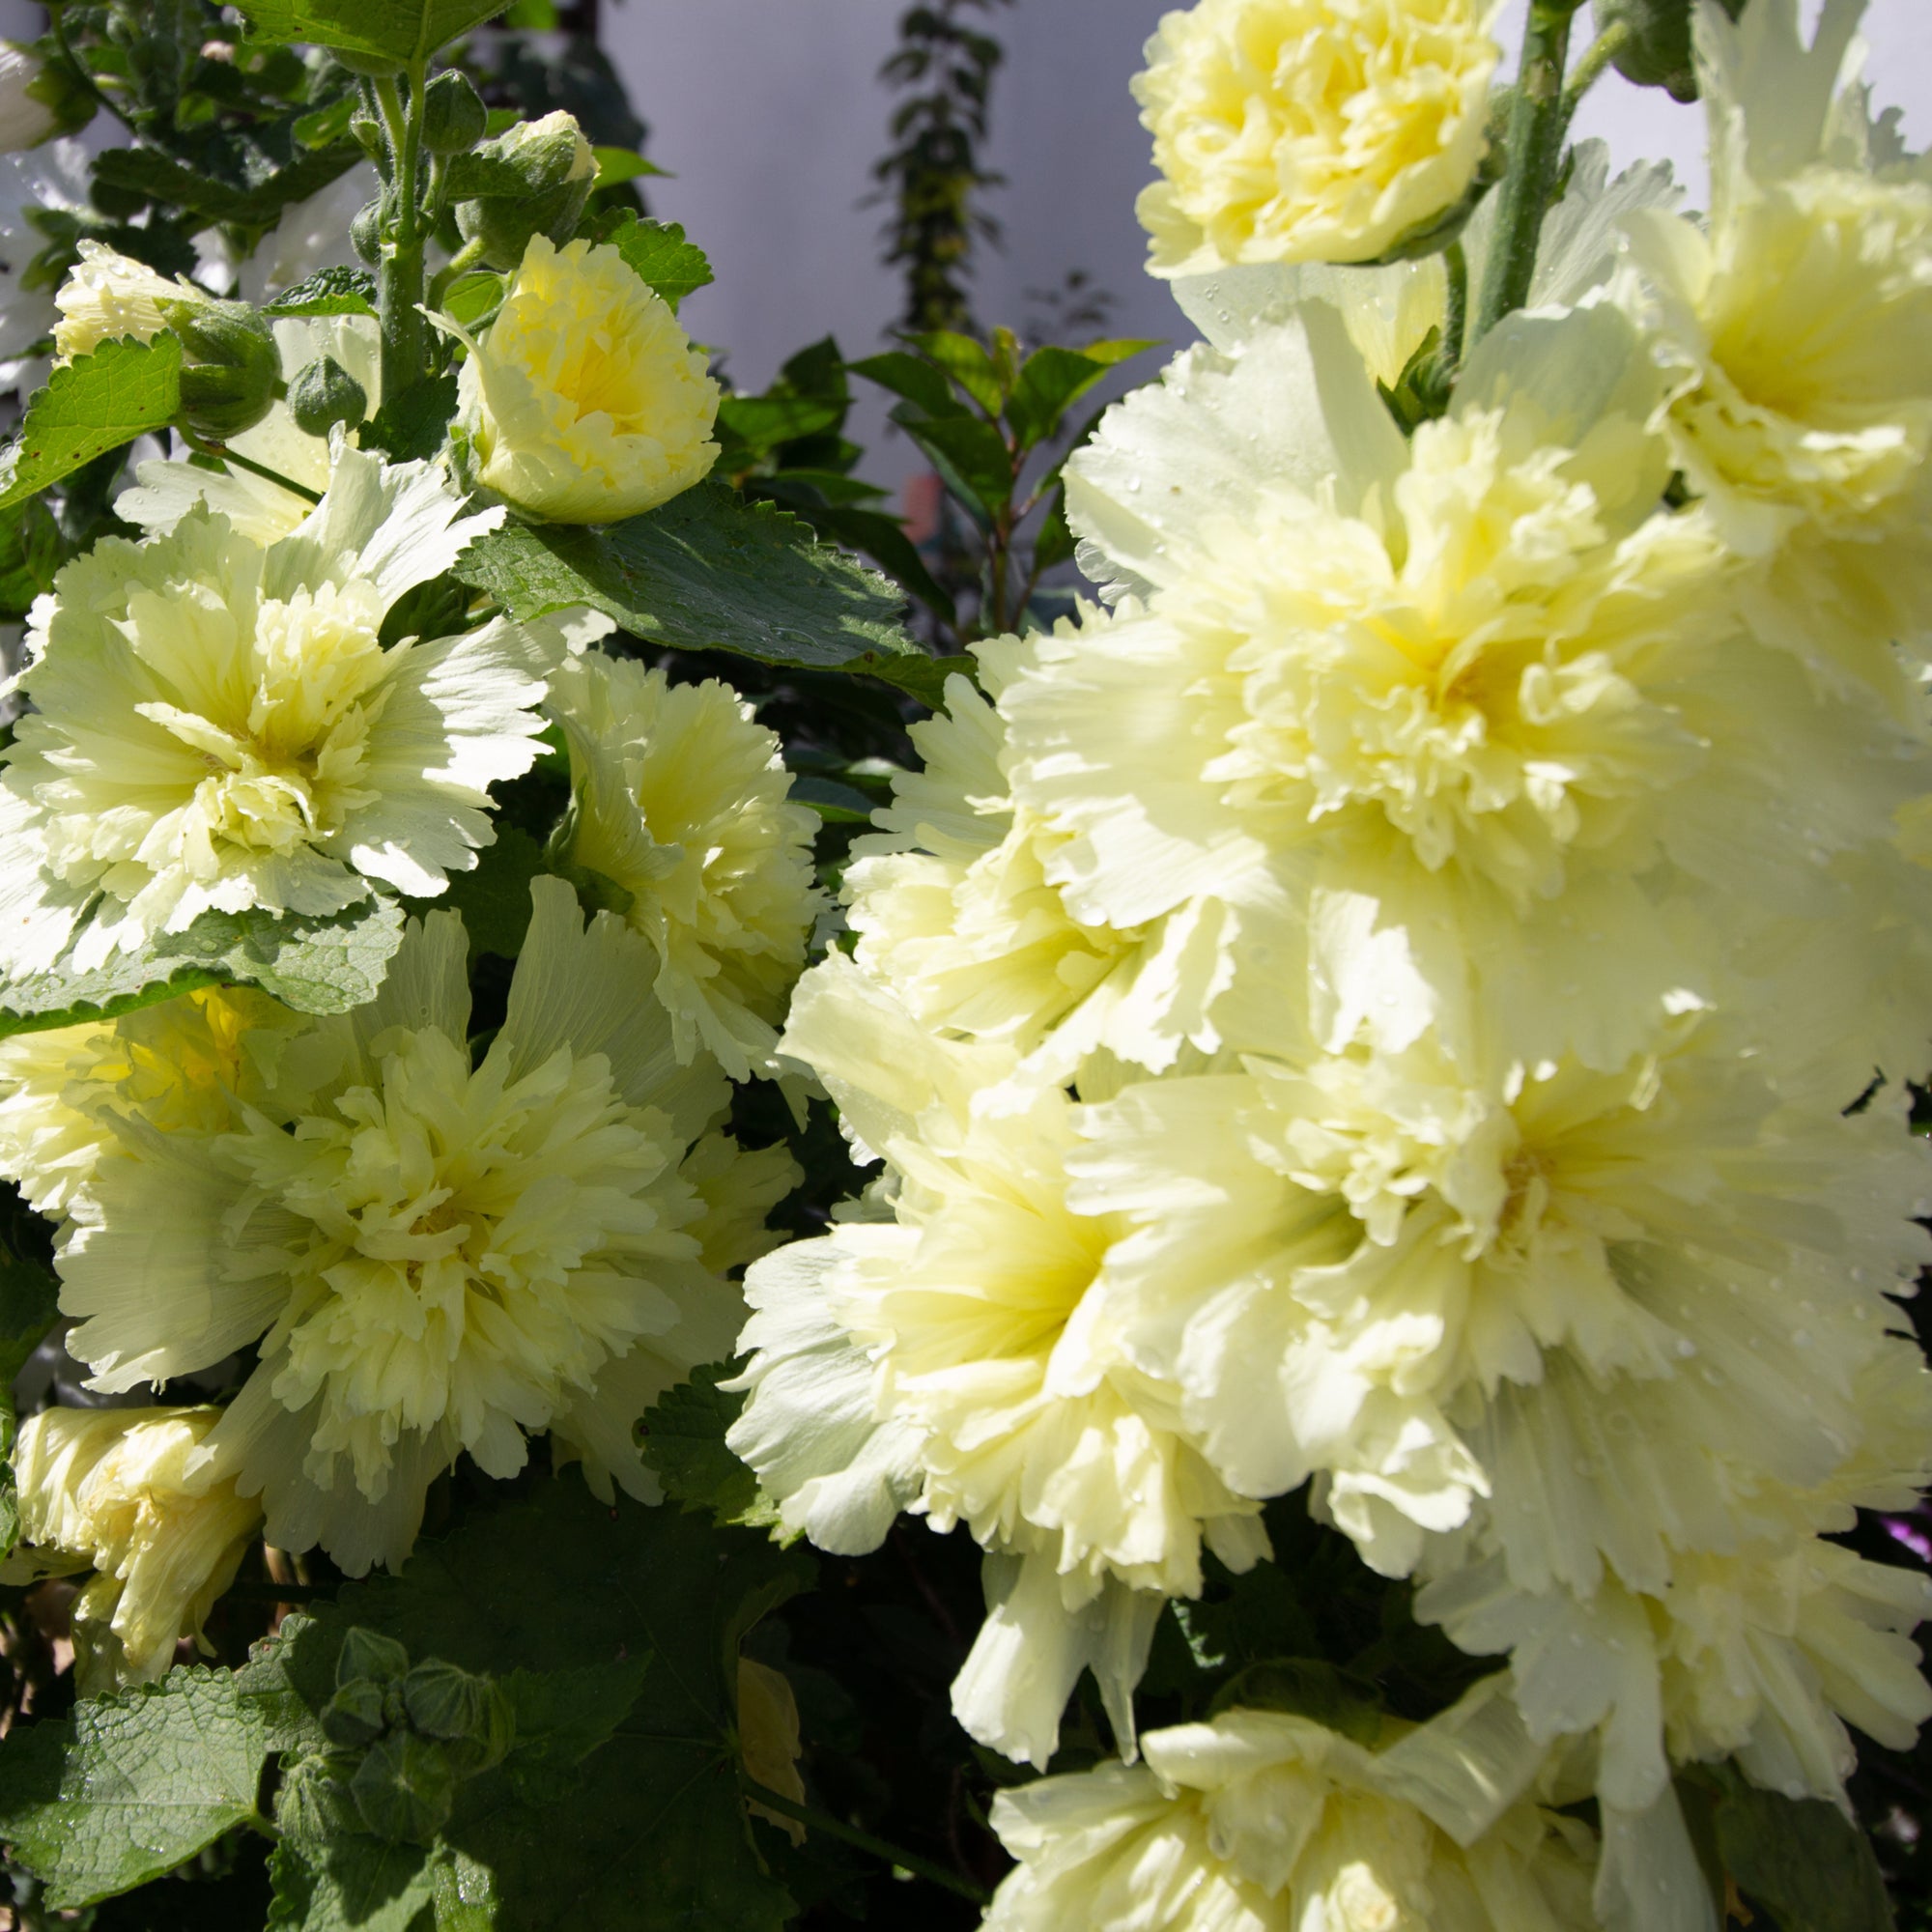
[[58, 881, 778, 1576], [1134, 0, 1503, 275], [455, 235, 721, 525], [0, 446, 560, 978], [548, 649, 822, 1079], [7, 1406, 261, 1692]]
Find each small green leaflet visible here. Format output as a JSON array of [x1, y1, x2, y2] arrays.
[[606, 216, 713, 314], [227, 0, 509, 67], [0, 337, 183, 514], [0, 1668, 279, 1910], [265, 266, 380, 319], [452, 483, 953, 707], [0, 896, 409, 1040], [639, 1359, 781, 1531]]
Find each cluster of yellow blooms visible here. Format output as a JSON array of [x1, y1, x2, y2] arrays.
[[726, 0, 1932, 1923], [0, 222, 819, 1651]]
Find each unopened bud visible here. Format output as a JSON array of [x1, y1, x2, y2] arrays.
[[402, 1659, 513, 1774], [289, 355, 368, 438], [336, 1626, 411, 1690], [350, 113, 385, 162], [166, 297, 281, 441], [321, 1675, 388, 1748], [350, 1732, 458, 1846], [421, 70, 487, 156], [453, 110, 598, 271], [352, 199, 385, 268]]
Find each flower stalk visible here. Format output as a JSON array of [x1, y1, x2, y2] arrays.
[[1474, 0, 1583, 341], [376, 63, 431, 409]]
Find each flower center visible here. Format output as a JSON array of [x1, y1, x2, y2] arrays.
[[224, 1025, 692, 1499]]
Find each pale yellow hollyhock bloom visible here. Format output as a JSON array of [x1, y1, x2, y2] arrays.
[[843, 624, 1263, 1083], [51, 240, 201, 360], [7, 1406, 261, 1692], [985, 1691, 1597, 1932], [727, 953, 1266, 1767], [0, 446, 576, 980], [548, 649, 822, 1081], [1134, 0, 1502, 275], [56, 882, 772, 1576], [1622, 0, 1932, 711], [456, 235, 720, 525], [0, 985, 303, 1218]]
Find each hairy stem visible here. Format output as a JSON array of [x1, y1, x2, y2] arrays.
[[1474, 0, 1582, 341], [375, 65, 430, 408], [1441, 239, 1469, 377], [1562, 20, 1634, 128], [740, 1777, 991, 1906]]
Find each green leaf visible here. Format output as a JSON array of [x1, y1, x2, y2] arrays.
[[639, 1361, 779, 1529], [450, 481, 924, 689], [717, 393, 846, 458], [1031, 487, 1076, 573], [801, 502, 956, 626], [432, 827, 545, 962], [228, 0, 511, 67], [91, 143, 364, 234], [866, 651, 974, 712], [895, 411, 1014, 530], [270, 1484, 811, 1931], [268, 1838, 437, 1932], [788, 776, 876, 825], [495, 1659, 651, 1789], [905, 330, 1006, 416], [264, 266, 379, 319], [590, 147, 666, 186], [0, 337, 184, 514], [1004, 342, 1156, 451], [605, 217, 713, 315], [0, 1668, 277, 1909], [359, 372, 458, 465], [0, 895, 409, 1041], [0, 493, 62, 621], [1691, 1763, 1895, 1932], [440, 271, 505, 331], [846, 351, 966, 421]]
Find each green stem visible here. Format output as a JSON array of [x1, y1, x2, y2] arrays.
[[47, 2, 132, 136], [183, 436, 324, 504], [1441, 240, 1469, 376], [1562, 21, 1633, 129], [1474, 0, 1582, 342], [425, 236, 491, 316], [375, 65, 430, 408], [740, 1778, 990, 1906]]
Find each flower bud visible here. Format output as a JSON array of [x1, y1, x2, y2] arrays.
[[421, 69, 487, 156], [0, 43, 85, 153], [403, 1659, 514, 1774], [170, 297, 282, 441], [350, 1732, 459, 1845], [1591, 0, 1744, 101], [289, 354, 369, 437], [53, 244, 281, 440], [350, 113, 385, 162], [322, 1675, 389, 1748], [337, 1625, 412, 1689], [454, 110, 599, 272], [456, 234, 720, 524], [352, 199, 385, 268]]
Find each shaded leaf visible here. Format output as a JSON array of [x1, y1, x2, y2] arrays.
[[1693, 1762, 1895, 1932], [450, 482, 923, 689], [268, 1485, 811, 1931], [639, 1361, 777, 1529], [267, 1837, 436, 1932], [846, 352, 965, 421], [0, 337, 183, 513], [1005, 341, 1155, 450], [904, 329, 1005, 415], [895, 411, 1012, 529], [92, 143, 363, 234], [359, 373, 458, 465]]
